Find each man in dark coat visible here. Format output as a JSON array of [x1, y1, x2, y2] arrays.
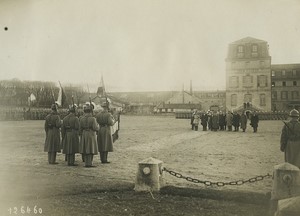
[[96, 99, 115, 163], [44, 104, 62, 164], [62, 104, 80, 166], [250, 111, 259, 133], [219, 111, 226, 131], [226, 111, 233, 131], [200, 112, 208, 131], [240, 111, 248, 132], [79, 104, 99, 167], [211, 111, 219, 131], [232, 112, 241, 132], [280, 109, 300, 168]]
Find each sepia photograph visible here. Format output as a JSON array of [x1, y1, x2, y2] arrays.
[[1, 0, 300, 215]]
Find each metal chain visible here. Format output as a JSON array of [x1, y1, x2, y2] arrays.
[[162, 167, 272, 187]]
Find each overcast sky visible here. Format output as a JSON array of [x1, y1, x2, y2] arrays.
[[1, 0, 300, 92]]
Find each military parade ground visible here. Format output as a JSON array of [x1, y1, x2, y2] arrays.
[[0, 114, 284, 215]]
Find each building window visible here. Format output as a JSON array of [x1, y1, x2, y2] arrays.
[[229, 76, 239, 88], [282, 70, 286, 76], [293, 81, 297, 86], [271, 71, 275, 77], [238, 45, 244, 53], [258, 75, 267, 87], [281, 91, 288, 100], [260, 61, 265, 67], [282, 81, 286, 86], [260, 94, 266, 106], [292, 91, 299, 99], [243, 75, 253, 87], [293, 70, 297, 76], [231, 94, 237, 106], [272, 91, 277, 100], [272, 81, 275, 87], [252, 45, 258, 52], [237, 45, 244, 58]]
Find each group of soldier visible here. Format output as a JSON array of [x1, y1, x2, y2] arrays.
[[44, 98, 118, 167], [190, 108, 300, 169], [191, 110, 259, 133]]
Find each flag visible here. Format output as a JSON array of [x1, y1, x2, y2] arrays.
[[97, 75, 105, 96], [28, 93, 36, 106], [56, 81, 66, 107]]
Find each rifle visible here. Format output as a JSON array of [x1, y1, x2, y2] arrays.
[[282, 120, 294, 135], [87, 84, 93, 112], [71, 95, 75, 107]]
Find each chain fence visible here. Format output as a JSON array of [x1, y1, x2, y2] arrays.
[[163, 167, 272, 187]]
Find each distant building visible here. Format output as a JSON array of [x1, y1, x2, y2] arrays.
[[225, 37, 272, 112], [271, 64, 300, 111], [109, 37, 300, 114]]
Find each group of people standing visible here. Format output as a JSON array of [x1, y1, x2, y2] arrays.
[[44, 99, 117, 167], [191, 110, 259, 133]]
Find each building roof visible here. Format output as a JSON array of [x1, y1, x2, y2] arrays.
[[230, 37, 267, 44], [271, 63, 300, 69]]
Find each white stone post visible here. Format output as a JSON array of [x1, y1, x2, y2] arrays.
[[134, 157, 165, 192], [270, 163, 300, 215], [271, 163, 300, 201]]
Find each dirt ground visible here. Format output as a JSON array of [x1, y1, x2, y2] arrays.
[[0, 115, 284, 215]]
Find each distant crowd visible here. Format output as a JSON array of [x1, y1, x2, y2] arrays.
[[0, 106, 121, 121], [191, 110, 259, 133]]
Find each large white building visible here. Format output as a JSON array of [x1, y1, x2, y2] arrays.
[[225, 37, 272, 112]]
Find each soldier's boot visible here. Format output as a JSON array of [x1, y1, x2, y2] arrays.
[[85, 154, 95, 167], [50, 152, 57, 164], [48, 152, 51, 164], [104, 152, 110, 164], [100, 152, 105, 163]]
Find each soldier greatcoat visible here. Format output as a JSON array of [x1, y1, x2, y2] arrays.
[[79, 113, 99, 155], [280, 118, 300, 168], [96, 110, 115, 152], [62, 113, 80, 154], [44, 111, 61, 152]]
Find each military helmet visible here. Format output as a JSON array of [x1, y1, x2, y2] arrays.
[[69, 104, 78, 112], [90, 102, 96, 110], [51, 103, 58, 111], [289, 109, 299, 117], [83, 103, 91, 112]]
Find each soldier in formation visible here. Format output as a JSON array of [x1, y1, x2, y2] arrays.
[[62, 104, 79, 166], [44, 104, 62, 164], [96, 99, 115, 163], [79, 103, 99, 167], [280, 109, 300, 168]]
